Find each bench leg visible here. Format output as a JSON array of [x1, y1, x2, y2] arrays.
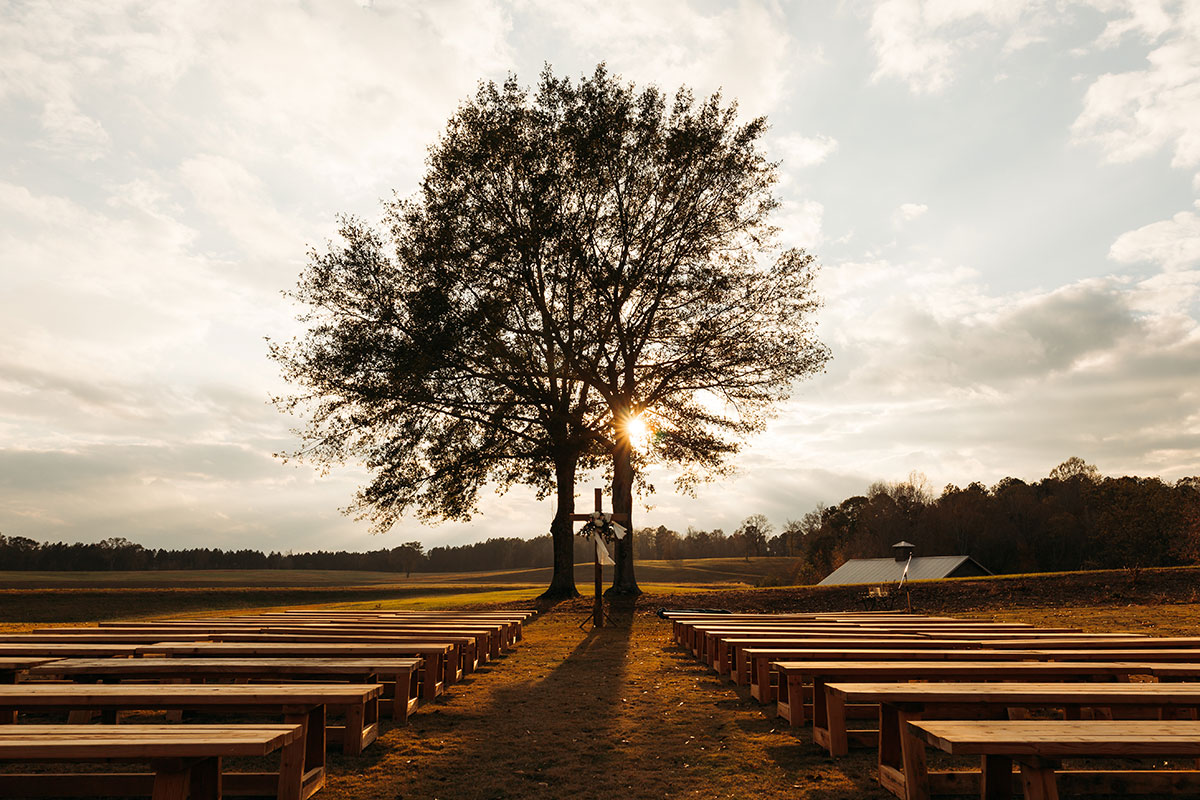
[[189, 756, 222, 800], [1018, 759, 1059, 800], [277, 731, 305, 800], [284, 704, 325, 791], [151, 758, 211, 800], [981, 755, 1013, 800], [823, 685, 849, 757], [343, 702, 366, 756], [897, 709, 929, 800], [878, 704, 902, 775], [754, 657, 773, 703], [0, 674, 13, 724], [787, 675, 807, 726], [385, 671, 404, 722]]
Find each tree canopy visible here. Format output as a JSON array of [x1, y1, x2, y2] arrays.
[[271, 64, 830, 597]]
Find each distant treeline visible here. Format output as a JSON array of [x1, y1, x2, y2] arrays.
[[0, 527, 762, 574], [2, 459, 1197, 580], [782, 459, 1200, 583], [0, 532, 608, 575], [0, 537, 427, 574]]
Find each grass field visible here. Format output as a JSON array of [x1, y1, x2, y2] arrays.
[[0, 556, 796, 589]]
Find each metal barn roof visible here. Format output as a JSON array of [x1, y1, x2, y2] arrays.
[[816, 555, 991, 587]]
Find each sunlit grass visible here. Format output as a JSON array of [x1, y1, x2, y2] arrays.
[[331, 587, 545, 610]]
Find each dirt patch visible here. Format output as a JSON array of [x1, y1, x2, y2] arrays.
[[325, 607, 887, 800]]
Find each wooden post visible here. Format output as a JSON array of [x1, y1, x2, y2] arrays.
[[593, 488, 603, 628]]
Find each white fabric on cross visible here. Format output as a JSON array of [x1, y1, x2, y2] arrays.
[[591, 532, 615, 565]]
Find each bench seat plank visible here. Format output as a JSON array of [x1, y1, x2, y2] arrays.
[[0, 724, 306, 800], [909, 720, 1200, 800], [772, 660, 1169, 727], [137, 642, 454, 701], [0, 723, 300, 758], [28, 658, 423, 722], [911, 719, 1200, 757], [824, 682, 1200, 799]]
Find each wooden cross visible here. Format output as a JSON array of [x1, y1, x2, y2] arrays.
[[571, 488, 629, 628]]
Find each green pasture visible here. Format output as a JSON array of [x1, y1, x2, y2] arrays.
[[0, 557, 796, 623], [0, 556, 797, 590]]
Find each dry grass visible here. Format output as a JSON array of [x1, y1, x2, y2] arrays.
[[958, 602, 1200, 636]]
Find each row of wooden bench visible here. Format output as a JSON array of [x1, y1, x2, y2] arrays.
[[666, 610, 1200, 799], [0, 608, 535, 799]]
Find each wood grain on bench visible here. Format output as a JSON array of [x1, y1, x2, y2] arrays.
[[909, 719, 1200, 800], [0, 723, 306, 800]]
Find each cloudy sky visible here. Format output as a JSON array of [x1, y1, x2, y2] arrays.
[[2, 0, 1198, 553]]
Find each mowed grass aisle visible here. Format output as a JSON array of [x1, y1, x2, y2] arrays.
[[328, 606, 888, 800]]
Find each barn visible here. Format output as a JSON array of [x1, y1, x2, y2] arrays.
[[817, 541, 992, 587]]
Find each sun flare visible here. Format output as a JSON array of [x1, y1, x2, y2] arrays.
[[625, 414, 652, 452]]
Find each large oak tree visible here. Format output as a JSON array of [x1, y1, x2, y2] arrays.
[[272, 64, 829, 598]]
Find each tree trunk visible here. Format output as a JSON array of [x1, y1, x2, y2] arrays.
[[606, 434, 641, 596], [539, 450, 581, 600]]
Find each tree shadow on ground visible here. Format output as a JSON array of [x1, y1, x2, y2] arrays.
[[367, 614, 635, 800]]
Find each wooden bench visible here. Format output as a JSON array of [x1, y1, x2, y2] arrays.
[[0, 724, 305, 799], [28, 657, 423, 722], [264, 610, 533, 645], [713, 636, 951, 684], [773, 660, 1171, 727], [137, 641, 455, 701], [0, 682, 382, 796], [0, 633, 215, 644], [744, 646, 1200, 703], [77, 623, 499, 666], [983, 636, 1200, 649], [909, 719, 1200, 799], [687, 624, 984, 661], [822, 681, 1200, 799], [665, 612, 973, 644], [718, 634, 1083, 687], [674, 617, 1072, 655], [695, 628, 929, 667], [206, 631, 475, 676], [0, 643, 142, 658], [734, 641, 1011, 698]]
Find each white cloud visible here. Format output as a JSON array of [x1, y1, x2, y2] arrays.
[[178, 154, 302, 265], [868, 0, 959, 93], [866, 0, 1044, 93], [780, 252, 1200, 493], [1110, 201, 1200, 272], [775, 134, 839, 169], [895, 202, 929, 223], [776, 199, 825, 250], [1092, 0, 1174, 47], [518, 0, 795, 114], [1072, 6, 1200, 168], [36, 99, 111, 161]]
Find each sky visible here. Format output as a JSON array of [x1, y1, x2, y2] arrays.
[[1, 0, 1198, 554]]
